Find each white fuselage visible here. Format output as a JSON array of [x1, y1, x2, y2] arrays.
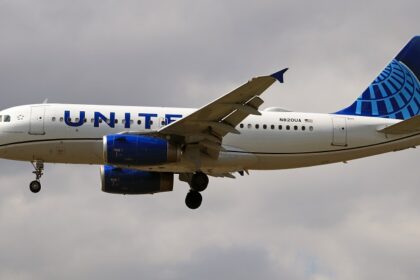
[[0, 104, 417, 174]]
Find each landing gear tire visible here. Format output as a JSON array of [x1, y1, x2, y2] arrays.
[[29, 180, 41, 193], [30, 161, 44, 193], [185, 191, 202, 209], [190, 172, 209, 192]]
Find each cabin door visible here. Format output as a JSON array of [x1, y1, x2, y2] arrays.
[[332, 117, 347, 146], [29, 106, 46, 135]]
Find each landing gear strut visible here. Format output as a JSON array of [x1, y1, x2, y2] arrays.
[[180, 172, 209, 209], [30, 161, 44, 193]]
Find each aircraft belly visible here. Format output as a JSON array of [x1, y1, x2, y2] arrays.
[[251, 134, 420, 170], [0, 140, 103, 164]]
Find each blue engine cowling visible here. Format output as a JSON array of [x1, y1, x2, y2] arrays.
[[100, 165, 174, 194], [104, 135, 181, 166]]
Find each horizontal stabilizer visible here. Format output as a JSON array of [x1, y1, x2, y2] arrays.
[[378, 115, 420, 134]]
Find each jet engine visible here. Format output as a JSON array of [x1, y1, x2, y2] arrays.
[[100, 165, 174, 194], [103, 134, 181, 166]]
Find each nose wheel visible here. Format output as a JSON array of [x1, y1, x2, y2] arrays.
[[30, 161, 44, 193], [30, 180, 41, 193]]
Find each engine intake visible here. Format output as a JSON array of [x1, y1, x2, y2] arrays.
[[104, 134, 180, 166], [100, 165, 173, 194]]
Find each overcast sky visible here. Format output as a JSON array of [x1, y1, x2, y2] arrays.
[[0, 0, 419, 279]]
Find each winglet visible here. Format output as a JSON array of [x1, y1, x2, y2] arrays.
[[271, 68, 289, 83]]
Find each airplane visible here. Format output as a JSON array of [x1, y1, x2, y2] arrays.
[[0, 36, 418, 209]]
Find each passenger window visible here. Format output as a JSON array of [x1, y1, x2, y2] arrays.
[[115, 119, 119, 124], [255, 124, 259, 129], [137, 120, 142, 125], [4, 115, 11, 122], [271, 125, 275, 130], [309, 126, 314, 131], [294, 125, 298, 130], [263, 124, 267, 129], [278, 125, 282, 130], [161, 120, 165, 125], [240, 124, 244, 128], [302, 126, 306, 131], [52, 117, 56, 122], [286, 125, 290, 130], [60, 117, 64, 122], [247, 124, 252, 129]]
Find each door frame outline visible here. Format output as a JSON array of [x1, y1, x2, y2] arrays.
[[331, 117, 347, 146], [29, 106, 46, 135]]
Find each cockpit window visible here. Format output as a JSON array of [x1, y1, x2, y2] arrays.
[[0, 115, 2, 122], [4, 115, 11, 122]]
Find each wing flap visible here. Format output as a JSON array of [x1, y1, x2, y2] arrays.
[[228, 103, 261, 115], [223, 96, 265, 127]]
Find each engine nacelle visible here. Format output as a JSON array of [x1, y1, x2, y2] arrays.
[[104, 134, 180, 166], [100, 165, 174, 194]]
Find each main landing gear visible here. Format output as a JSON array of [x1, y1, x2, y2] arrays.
[[29, 161, 44, 193], [181, 172, 209, 210]]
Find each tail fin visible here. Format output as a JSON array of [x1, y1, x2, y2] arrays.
[[336, 36, 420, 120]]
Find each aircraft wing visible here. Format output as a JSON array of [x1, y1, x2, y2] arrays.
[[157, 68, 288, 158]]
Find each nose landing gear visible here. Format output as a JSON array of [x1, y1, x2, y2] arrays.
[[30, 161, 44, 193]]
